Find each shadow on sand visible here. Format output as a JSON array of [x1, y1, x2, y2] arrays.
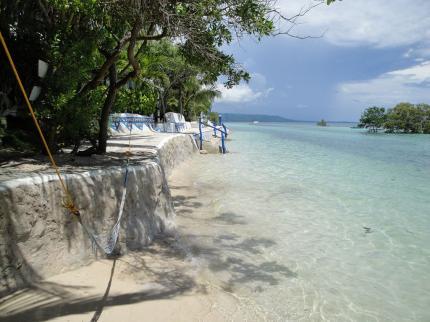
[[0, 239, 197, 322], [170, 185, 298, 294], [90, 259, 116, 322], [1, 172, 296, 321]]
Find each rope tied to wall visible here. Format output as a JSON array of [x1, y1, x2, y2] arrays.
[[0, 31, 130, 256]]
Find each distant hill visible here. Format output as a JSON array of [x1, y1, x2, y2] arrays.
[[219, 113, 295, 122]]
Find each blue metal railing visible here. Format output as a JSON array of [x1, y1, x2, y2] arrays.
[[199, 118, 203, 150], [109, 116, 155, 131], [175, 122, 186, 132], [198, 115, 228, 154]]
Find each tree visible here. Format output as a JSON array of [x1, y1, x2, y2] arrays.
[[184, 86, 221, 120], [358, 103, 430, 134], [418, 103, 430, 134], [208, 112, 220, 124], [1, 1, 109, 152], [1, 0, 336, 154], [317, 119, 327, 126], [358, 107, 386, 132], [59, 0, 335, 153], [142, 41, 199, 120], [73, 0, 277, 152], [385, 102, 424, 133], [114, 83, 158, 116]]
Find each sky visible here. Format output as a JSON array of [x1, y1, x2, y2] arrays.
[[213, 0, 430, 122]]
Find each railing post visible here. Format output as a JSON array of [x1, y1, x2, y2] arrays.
[[221, 131, 226, 154], [219, 114, 226, 154], [198, 117, 203, 150], [219, 114, 227, 137], [222, 115, 227, 139]]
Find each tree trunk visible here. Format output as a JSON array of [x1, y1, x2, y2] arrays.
[[45, 121, 58, 155], [160, 94, 167, 121], [97, 64, 117, 154], [179, 89, 183, 116]]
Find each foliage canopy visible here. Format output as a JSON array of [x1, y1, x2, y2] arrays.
[[359, 104, 430, 134], [1, 0, 335, 153], [358, 107, 386, 132]]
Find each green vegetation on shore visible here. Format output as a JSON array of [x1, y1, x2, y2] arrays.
[[317, 119, 327, 126], [0, 1, 336, 156], [0, 1, 332, 156], [359, 103, 430, 133]]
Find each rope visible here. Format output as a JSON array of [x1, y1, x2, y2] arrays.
[[79, 165, 130, 255], [83, 111, 133, 255], [190, 133, 199, 150], [0, 31, 79, 216], [1, 31, 131, 256]]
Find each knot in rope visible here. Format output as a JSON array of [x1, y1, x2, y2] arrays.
[[63, 197, 80, 217]]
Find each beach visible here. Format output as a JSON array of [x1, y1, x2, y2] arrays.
[[170, 123, 430, 321], [0, 131, 247, 322], [4, 1, 430, 320], [1, 123, 430, 321], [0, 234, 242, 322]]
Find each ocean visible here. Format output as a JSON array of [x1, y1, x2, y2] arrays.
[[175, 122, 430, 321]]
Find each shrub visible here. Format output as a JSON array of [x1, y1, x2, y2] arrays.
[[358, 107, 386, 132], [317, 119, 327, 126]]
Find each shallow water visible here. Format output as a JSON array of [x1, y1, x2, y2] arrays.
[[176, 123, 430, 321]]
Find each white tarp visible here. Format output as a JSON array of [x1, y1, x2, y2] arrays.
[[164, 112, 187, 132], [110, 113, 154, 136]]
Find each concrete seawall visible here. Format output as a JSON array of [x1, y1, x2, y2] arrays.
[[0, 133, 197, 296]]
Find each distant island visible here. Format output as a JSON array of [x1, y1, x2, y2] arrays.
[[218, 113, 295, 122], [317, 119, 327, 126]]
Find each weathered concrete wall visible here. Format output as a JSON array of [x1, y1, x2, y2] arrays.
[[157, 134, 199, 176], [0, 134, 197, 296]]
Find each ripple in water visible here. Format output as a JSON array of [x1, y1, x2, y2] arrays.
[[180, 122, 430, 321]]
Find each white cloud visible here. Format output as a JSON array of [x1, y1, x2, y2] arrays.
[[336, 61, 430, 107], [216, 83, 273, 103], [277, 0, 430, 49], [215, 73, 273, 104], [388, 62, 430, 82], [216, 84, 262, 103], [250, 72, 267, 88], [404, 49, 414, 58]]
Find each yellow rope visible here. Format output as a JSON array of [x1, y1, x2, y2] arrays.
[[126, 108, 133, 157], [0, 31, 79, 216]]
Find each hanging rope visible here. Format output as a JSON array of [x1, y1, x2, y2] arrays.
[[77, 95, 134, 256], [0, 31, 79, 216], [80, 165, 130, 255], [1, 31, 131, 255]]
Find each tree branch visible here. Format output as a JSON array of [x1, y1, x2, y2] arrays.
[[78, 33, 131, 95], [118, 24, 155, 78], [269, 1, 326, 39], [136, 27, 167, 41], [37, 0, 52, 25]]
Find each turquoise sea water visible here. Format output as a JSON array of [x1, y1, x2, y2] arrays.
[[182, 122, 430, 321]]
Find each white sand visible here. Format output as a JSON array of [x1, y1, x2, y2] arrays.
[[0, 133, 246, 322], [0, 240, 242, 322]]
